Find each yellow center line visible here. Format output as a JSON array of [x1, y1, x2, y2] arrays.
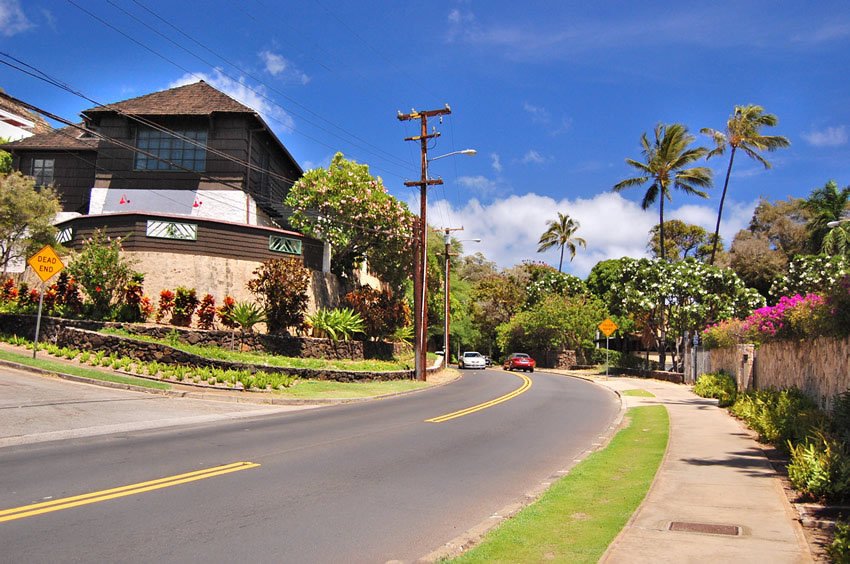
[[0, 461, 260, 524], [426, 372, 533, 423]]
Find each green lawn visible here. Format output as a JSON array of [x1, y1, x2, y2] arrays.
[[0, 348, 171, 390], [274, 378, 429, 398], [621, 389, 655, 397], [451, 405, 668, 563]]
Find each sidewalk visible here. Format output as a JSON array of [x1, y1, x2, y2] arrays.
[[591, 375, 813, 563]]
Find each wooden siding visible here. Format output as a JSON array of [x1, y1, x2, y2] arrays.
[[14, 151, 96, 214], [58, 213, 324, 270]]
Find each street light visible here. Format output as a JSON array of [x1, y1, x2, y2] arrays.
[[442, 232, 480, 368], [827, 218, 850, 228], [430, 149, 477, 162]]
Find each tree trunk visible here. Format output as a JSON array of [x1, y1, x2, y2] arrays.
[[710, 146, 737, 265], [558, 245, 564, 273]]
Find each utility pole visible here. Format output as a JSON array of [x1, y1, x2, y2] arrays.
[[398, 105, 451, 381], [441, 226, 464, 369]]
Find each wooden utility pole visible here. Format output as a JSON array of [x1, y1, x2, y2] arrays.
[[441, 226, 463, 369], [398, 105, 451, 381]]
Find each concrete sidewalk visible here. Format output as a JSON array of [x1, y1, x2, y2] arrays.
[[594, 376, 813, 563]]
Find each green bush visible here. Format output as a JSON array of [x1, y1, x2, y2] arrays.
[[248, 258, 311, 334], [832, 391, 850, 445], [730, 388, 824, 449], [581, 348, 658, 370], [307, 308, 365, 341], [694, 371, 737, 407], [830, 520, 850, 564], [787, 429, 850, 502]]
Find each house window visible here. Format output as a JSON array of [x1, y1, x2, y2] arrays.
[[134, 128, 207, 172], [32, 158, 55, 186], [146, 220, 198, 241], [269, 235, 302, 255]]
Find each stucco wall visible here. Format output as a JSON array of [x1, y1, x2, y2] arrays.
[[128, 251, 340, 314]]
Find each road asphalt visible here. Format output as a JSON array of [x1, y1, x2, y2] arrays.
[[0, 355, 815, 562]]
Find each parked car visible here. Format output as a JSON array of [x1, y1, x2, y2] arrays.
[[459, 351, 486, 369], [503, 352, 535, 372]]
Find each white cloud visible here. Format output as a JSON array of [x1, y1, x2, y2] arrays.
[[802, 125, 848, 147], [170, 69, 295, 132], [0, 0, 32, 36], [523, 102, 550, 124], [259, 50, 310, 84], [521, 150, 545, 164], [421, 192, 757, 277], [457, 175, 499, 198], [490, 153, 502, 173]]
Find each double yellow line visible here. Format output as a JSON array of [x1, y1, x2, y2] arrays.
[[426, 372, 532, 423], [0, 461, 260, 524]]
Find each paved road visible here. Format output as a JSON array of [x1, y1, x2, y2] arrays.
[[0, 367, 620, 563]]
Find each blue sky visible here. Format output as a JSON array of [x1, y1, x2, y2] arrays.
[[2, 1, 849, 276]]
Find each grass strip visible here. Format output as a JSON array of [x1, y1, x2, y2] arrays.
[[0, 349, 171, 391], [275, 378, 429, 398], [452, 405, 668, 563], [621, 389, 655, 397]]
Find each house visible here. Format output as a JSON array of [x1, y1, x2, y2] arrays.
[[1, 81, 337, 309], [0, 88, 52, 141]]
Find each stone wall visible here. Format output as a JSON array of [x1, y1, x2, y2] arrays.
[[0, 313, 401, 361], [533, 349, 578, 369], [706, 336, 850, 409], [54, 327, 413, 382]]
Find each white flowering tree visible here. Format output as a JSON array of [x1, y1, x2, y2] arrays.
[[769, 255, 850, 301], [285, 153, 415, 292], [613, 258, 764, 370]]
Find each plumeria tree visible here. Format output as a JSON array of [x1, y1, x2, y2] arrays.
[[285, 153, 415, 292], [612, 258, 764, 370], [769, 255, 850, 301]]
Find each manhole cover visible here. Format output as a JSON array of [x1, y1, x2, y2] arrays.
[[669, 521, 740, 536]]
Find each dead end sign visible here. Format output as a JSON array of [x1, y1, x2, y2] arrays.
[[27, 245, 65, 283], [598, 318, 618, 337]]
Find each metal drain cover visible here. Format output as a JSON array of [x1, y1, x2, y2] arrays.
[[669, 521, 741, 536]]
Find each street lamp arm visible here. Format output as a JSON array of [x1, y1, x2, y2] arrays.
[[428, 149, 477, 162], [827, 218, 850, 228]]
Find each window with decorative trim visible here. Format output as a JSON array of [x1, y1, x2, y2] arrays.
[[32, 158, 55, 186], [134, 128, 207, 171], [269, 235, 302, 255]]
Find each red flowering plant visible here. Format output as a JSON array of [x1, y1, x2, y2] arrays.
[[116, 273, 151, 323], [197, 294, 217, 330], [170, 287, 199, 327], [156, 289, 175, 323], [1, 278, 18, 302], [742, 294, 825, 343]]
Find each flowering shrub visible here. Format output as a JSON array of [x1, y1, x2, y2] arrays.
[[770, 255, 849, 301], [115, 273, 151, 323], [66, 230, 137, 320], [701, 318, 747, 349], [343, 286, 410, 339], [742, 294, 825, 342], [1, 278, 18, 301], [248, 258, 311, 334]]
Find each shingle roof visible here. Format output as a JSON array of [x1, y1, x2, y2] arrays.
[[0, 124, 98, 151], [0, 90, 53, 136], [82, 80, 255, 117]]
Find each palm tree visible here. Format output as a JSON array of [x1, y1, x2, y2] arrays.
[[802, 180, 850, 253], [702, 105, 790, 264], [537, 212, 586, 272], [613, 123, 713, 262]]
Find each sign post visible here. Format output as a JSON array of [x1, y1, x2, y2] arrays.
[[26, 245, 65, 358], [597, 318, 619, 376]]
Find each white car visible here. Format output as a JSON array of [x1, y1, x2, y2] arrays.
[[459, 351, 486, 369]]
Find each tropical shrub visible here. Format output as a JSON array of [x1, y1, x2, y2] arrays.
[[787, 429, 850, 501], [155, 289, 175, 323], [830, 520, 850, 563], [730, 388, 824, 449], [742, 294, 825, 342], [218, 295, 238, 329], [66, 230, 137, 320], [171, 287, 199, 327], [693, 371, 737, 407], [223, 301, 266, 336], [115, 272, 151, 322], [248, 258, 311, 334], [307, 308, 365, 341], [701, 318, 747, 349], [343, 286, 410, 339], [197, 294, 217, 330]]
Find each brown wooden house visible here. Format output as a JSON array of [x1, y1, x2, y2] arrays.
[[1, 81, 336, 308]]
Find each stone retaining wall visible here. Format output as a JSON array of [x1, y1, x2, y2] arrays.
[[55, 327, 414, 382], [611, 367, 684, 384]]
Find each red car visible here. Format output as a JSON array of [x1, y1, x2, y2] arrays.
[[503, 353, 535, 372]]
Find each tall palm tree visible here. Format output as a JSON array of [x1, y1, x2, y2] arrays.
[[613, 123, 713, 262], [702, 105, 790, 265], [537, 212, 586, 272]]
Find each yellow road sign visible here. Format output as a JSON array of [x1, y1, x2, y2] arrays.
[[598, 318, 618, 337], [27, 245, 65, 283]]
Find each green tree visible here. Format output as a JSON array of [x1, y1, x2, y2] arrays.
[[66, 230, 137, 320], [728, 230, 788, 298], [0, 138, 12, 174], [801, 180, 850, 253], [702, 104, 790, 264], [247, 257, 311, 334], [613, 123, 712, 262], [536, 212, 586, 272], [648, 220, 720, 262], [285, 153, 414, 292], [0, 172, 61, 273], [471, 271, 526, 358]]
